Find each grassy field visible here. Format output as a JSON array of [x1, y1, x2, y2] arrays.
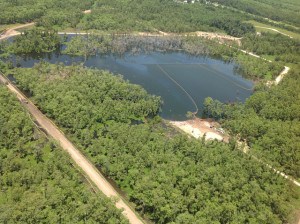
[[247, 20, 300, 39]]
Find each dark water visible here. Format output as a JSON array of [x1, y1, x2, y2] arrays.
[[11, 52, 253, 120]]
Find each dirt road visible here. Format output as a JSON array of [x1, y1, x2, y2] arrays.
[[0, 74, 144, 224], [255, 26, 293, 38], [275, 66, 290, 85], [0, 23, 35, 40]]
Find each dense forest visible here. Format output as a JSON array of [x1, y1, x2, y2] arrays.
[[0, 85, 127, 223], [2, 0, 299, 35], [0, 0, 255, 36], [1, 0, 299, 36], [241, 32, 300, 64], [7, 63, 299, 223], [0, 0, 93, 28], [206, 0, 300, 27], [7, 28, 63, 54], [203, 67, 300, 179], [77, 0, 255, 36]]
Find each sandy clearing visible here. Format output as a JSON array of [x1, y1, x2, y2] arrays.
[[193, 31, 242, 45], [0, 74, 144, 224], [0, 22, 35, 40], [169, 118, 227, 142], [83, 9, 92, 14]]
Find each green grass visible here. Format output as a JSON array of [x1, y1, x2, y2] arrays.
[[247, 20, 300, 39]]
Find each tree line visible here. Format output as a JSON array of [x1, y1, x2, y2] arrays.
[[206, 0, 300, 27], [0, 0, 94, 29], [77, 0, 254, 37], [1, 0, 256, 37]]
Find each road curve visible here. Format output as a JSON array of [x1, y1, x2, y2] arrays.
[[275, 66, 290, 85], [0, 74, 144, 224], [0, 23, 35, 40], [255, 26, 293, 38]]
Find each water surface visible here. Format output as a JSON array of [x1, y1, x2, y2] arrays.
[[12, 52, 253, 120]]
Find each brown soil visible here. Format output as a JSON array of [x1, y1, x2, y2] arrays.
[[0, 23, 35, 40], [169, 118, 229, 142], [83, 9, 92, 14]]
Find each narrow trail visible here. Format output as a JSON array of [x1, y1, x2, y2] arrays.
[[236, 141, 300, 187], [156, 64, 199, 115], [255, 26, 293, 38], [275, 66, 290, 85], [0, 74, 144, 224]]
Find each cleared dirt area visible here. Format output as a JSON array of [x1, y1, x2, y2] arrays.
[[169, 118, 229, 142], [193, 31, 242, 45], [83, 9, 91, 14], [0, 23, 35, 40], [0, 74, 144, 224], [137, 30, 241, 45]]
